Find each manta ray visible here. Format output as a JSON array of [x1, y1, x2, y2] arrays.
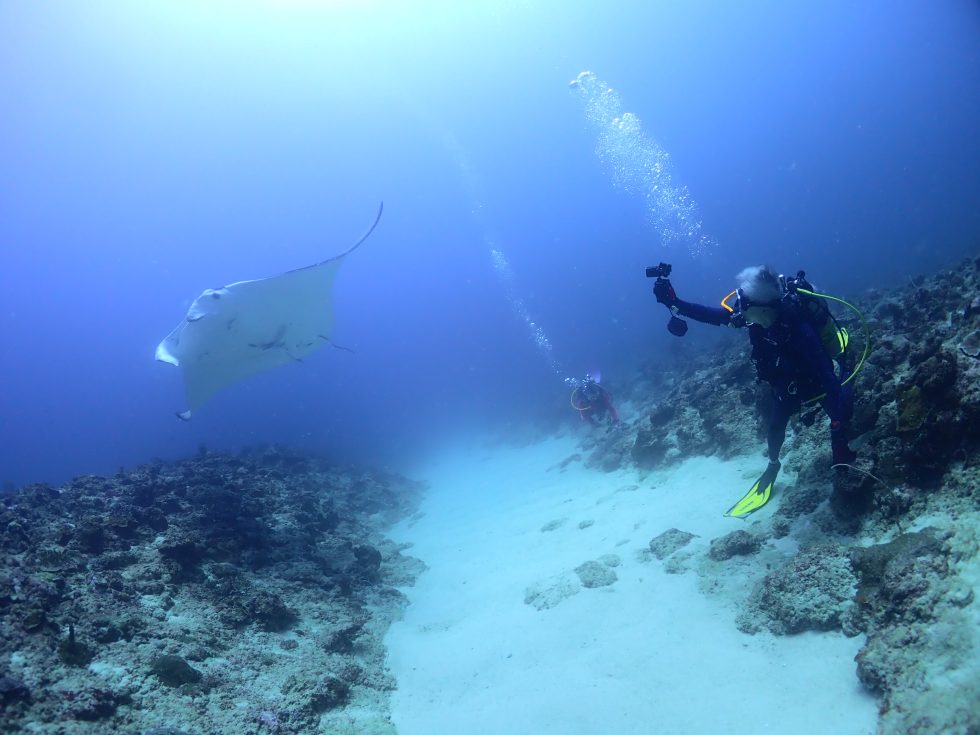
[[155, 202, 383, 420]]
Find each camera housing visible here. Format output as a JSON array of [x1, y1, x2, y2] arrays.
[[645, 262, 672, 279]]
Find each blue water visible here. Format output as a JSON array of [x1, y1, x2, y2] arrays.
[[1, 0, 978, 487]]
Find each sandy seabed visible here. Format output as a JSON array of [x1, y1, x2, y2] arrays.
[[385, 434, 879, 735]]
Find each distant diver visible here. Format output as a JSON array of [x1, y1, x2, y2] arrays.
[[569, 372, 620, 427], [649, 262, 869, 518]]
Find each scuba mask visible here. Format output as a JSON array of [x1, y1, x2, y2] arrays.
[[720, 288, 744, 315], [720, 288, 780, 327]]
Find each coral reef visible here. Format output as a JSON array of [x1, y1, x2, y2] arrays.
[[0, 447, 423, 735]]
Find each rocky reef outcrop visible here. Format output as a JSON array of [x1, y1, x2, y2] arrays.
[[0, 447, 424, 735]]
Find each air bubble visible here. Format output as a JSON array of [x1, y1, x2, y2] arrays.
[[570, 71, 716, 256]]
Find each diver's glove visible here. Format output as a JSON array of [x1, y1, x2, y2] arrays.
[[654, 279, 677, 306]]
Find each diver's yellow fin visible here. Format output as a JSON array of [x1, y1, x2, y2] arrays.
[[725, 461, 780, 518]]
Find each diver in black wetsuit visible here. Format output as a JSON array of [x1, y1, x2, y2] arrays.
[[653, 264, 857, 516]]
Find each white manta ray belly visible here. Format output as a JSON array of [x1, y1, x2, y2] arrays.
[[155, 202, 382, 419]]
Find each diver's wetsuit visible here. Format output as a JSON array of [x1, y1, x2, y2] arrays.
[[673, 298, 853, 462], [577, 382, 621, 426]]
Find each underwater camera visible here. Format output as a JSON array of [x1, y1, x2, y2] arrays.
[[646, 262, 688, 337]]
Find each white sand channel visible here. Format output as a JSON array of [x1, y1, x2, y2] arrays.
[[386, 434, 879, 735]]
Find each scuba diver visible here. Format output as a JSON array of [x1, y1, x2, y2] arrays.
[[649, 262, 867, 518], [569, 373, 621, 427]]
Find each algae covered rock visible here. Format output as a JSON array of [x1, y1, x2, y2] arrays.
[[246, 590, 298, 632], [65, 687, 131, 721], [159, 530, 206, 569], [849, 528, 950, 628], [58, 624, 95, 667], [150, 655, 202, 687], [848, 524, 979, 735], [319, 610, 368, 654], [738, 545, 857, 635], [708, 530, 762, 561], [524, 573, 580, 610], [648, 528, 697, 560], [310, 674, 351, 712], [574, 560, 617, 588], [0, 675, 30, 704], [896, 385, 926, 433]]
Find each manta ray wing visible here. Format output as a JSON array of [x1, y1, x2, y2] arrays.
[[155, 202, 382, 419]]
